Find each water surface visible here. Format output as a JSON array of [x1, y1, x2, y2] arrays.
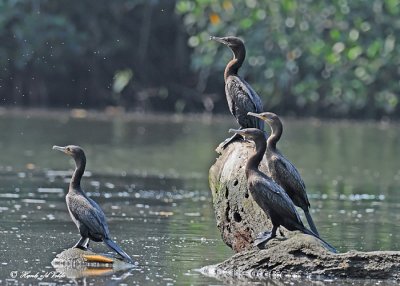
[[0, 111, 399, 285]]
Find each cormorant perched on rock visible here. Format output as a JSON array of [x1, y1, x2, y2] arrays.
[[211, 36, 264, 148], [53, 145, 133, 263], [228, 129, 336, 252], [248, 112, 319, 236]]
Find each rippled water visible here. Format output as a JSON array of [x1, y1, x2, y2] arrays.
[[1, 172, 229, 285], [0, 111, 399, 285]]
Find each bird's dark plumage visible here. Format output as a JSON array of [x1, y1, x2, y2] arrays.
[[53, 145, 133, 263], [211, 36, 264, 147], [226, 77, 264, 129], [228, 128, 335, 252], [247, 112, 319, 236]]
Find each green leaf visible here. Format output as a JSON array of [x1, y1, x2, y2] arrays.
[[347, 46, 363, 60]]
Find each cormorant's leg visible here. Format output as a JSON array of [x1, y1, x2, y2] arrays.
[[254, 225, 278, 249], [279, 227, 285, 237], [83, 238, 90, 249], [74, 237, 89, 250]]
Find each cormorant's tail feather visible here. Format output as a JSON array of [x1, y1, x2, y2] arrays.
[[221, 132, 242, 149], [304, 210, 320, 237], [104, 239, 133, 264], [301, 227, 337, 253]]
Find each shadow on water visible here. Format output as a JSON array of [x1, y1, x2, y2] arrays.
[[0, 112, 399, 285]]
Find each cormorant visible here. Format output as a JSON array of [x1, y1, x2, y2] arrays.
[[53, 145, 134, 263], [228, 128, 336, 252], [247, 112, 319, 236], [211, 36, 264, 148]]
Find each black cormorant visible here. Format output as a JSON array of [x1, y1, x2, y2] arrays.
[[228, 128, 336, 252], [247, 112, 319, 236], [53, 145, 134, 263], [211, 36, 264, 148]]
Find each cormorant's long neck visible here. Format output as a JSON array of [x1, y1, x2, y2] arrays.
[[70, 156, 86, 191], [245, 138, 266, 178], [267, 122, 282, 151], [224, 46, 245, 81]]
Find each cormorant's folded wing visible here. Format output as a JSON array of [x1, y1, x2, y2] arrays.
[[225, 76, 264, 129], [253, 176, 302, 224], [272, 155, 309, 207], [68, 195, 110, 237]]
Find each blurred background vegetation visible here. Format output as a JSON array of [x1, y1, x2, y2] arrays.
[[1, 0, 400, 119]]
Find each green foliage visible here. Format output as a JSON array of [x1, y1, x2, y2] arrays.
[[2, 0, 400, 117], [176, 0, 400, 118]]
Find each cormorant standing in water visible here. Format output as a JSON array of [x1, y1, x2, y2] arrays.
[[211, 36, 264, 148], [53, 145, 133, 263], [228, 128, 336, 252], [248, 112, 319, 236]]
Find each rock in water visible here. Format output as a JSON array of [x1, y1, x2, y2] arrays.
[[52, 248, 135, 278], [199, 232, 400, 280], [208, 139, 400, 281]]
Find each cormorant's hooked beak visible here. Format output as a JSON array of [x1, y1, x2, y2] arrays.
[[248, 112, 276, 124], [229, 128, 246, 136], [53, 145, 69, 155], [210, 36, 228, 45]]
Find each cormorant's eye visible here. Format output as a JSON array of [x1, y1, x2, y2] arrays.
[[66, 147, 71, 152]]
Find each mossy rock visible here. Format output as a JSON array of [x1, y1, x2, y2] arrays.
[[208, 140, 400, 281], [199, 232, 400, 280], [210, 140, 283, 252]]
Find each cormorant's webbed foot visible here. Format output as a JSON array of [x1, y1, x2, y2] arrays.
[[254, 232, 275, 249], [74, 245, 87, 250], [254, 226, 278, 249]]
